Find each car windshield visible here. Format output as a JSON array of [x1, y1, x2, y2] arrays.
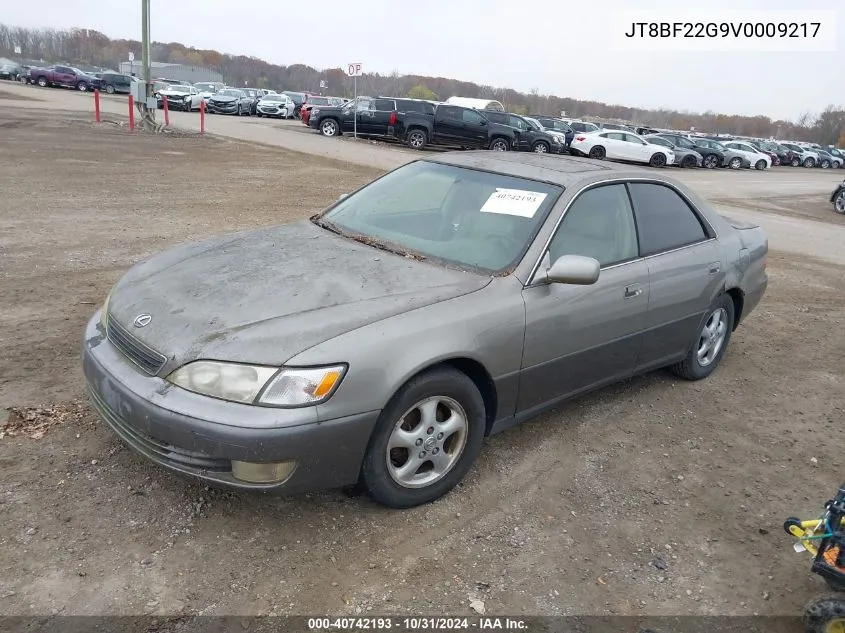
[[523, 117, 543, 131], [195, 83, 217, 91], [316, 161, 562, 273], [218, 89, 242, 97], [261, 94, 283, 101]]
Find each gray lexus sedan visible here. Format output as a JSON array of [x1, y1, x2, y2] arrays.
[[83, 152, 768, 509]]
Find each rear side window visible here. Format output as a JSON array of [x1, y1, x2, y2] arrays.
[[462, 109, 486, 124], [374, 99, 395, 111], [397, 100, 434, 114], [436, 106, 460, 120], [627, 183, 709, 256]]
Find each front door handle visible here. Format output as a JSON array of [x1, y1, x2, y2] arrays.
[[624, 284, 642, 298]]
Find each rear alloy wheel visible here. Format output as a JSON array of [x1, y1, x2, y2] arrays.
[[755, 159, 767, 170], [407, 129, 428, 150], [533, 141, 549, 154], [804, 157, 816, 168], [77, 82, 88, 92], [649, 152, 667, 167], [682, 154, 696, 168], [791, 157, 801, 167], [490, 138, 510, 151], [821, 159, 831, 169], [360, 367, 485, 509], [729, 157, 742, 169], [36, 76, 48, 87], [703, 153, 719, 169], [834, 190, 845, 214], [588, 146, 606, 160], [670, 294, 734, 381], [105, 84, 115, 94], [320, 118, 339, 137]]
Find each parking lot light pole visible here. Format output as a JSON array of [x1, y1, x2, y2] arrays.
[[139, 0, 156, 128]]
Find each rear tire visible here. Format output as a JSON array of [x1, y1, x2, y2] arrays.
[[360, 367, 486, 509], [588, 146, 606, 160], [804, 595, 845, 633], [36, 76, 48, 87], [821, 159, 831, 169], [729, 157, 742, 169], [407, 129, 428, 150], [320, 118, 340, 137], [489, 137, 510, 151], [77, 82, 88, 92], [682, 154, 696, 168], [649, 152, 667, 167], [670, 294, 735, 381], [804, 157, 816, 168], [105, 84, 115, 94], [791, 157, 801, 167], [834, 190, 845, 214]]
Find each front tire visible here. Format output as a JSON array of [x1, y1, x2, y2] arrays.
[[360, 367, 486, 509], [532, 141, 549, 154], [729, 157, 742, 169], [791, 157, 801, 167], [649, 152, 667, 167], [804, 157, 816, 168], [755, 159, 767, 170], [670, 294, 735, 381], [77, 82, 88, 92], [588, 145, 606, 160], [36, 76, 48, 87], [833, 190, 845, 214], [682, 154, 696, 168], [489, 137, 510, 151], [703, 153, 719, 169], [105, 84, 115, 94], [821, 159, 831, 169]]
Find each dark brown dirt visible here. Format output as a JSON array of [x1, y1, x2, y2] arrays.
[[1, 108, 843, 619]]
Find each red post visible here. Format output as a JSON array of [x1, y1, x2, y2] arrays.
[[162, 95, 170, 126], [128, 95, 135, 131], [93, 89, 101, 123], [200, 99, 205, 135]]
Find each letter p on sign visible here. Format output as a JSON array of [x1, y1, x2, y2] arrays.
[[347, 63, 363, 77]]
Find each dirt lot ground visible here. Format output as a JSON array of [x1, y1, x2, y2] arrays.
[[1, 107, 843, 621]]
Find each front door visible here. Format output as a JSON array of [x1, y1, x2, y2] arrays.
[[518, 183, 649, 415], [626, 181, 726, 371]]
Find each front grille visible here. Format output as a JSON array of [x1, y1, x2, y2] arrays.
[[106, 314, 167, 375], [87, 384, 229, 472]]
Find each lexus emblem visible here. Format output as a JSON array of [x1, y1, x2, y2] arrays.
[[133, 314, 152, 328]]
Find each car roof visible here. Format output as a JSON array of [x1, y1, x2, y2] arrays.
[[422, 151, 655, 188]]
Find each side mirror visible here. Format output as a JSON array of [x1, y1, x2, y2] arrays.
[[541, 255, 600, 285]]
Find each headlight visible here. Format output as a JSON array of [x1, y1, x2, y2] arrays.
[[166, 361, 347, 407]]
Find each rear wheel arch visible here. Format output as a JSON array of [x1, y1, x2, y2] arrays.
[[725, 287, 745, 330]]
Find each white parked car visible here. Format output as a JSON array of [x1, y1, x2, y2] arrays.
[[723, 141, 771, 170], [256, 93, 295, 119], [159, 85, 203, 112], [570, 130, 675, 167], [194, 82, 226, 104], [563, 119, 601, 135]]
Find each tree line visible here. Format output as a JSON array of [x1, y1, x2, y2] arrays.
[[1, 23, 843, 145]]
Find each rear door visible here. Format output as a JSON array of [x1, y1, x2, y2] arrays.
[[601, 132, 627, 160], [627, 182, 725, 372], [352, 97, 376, 134], [459, 108, 490, 147], [370, 99, 397, 136], [54, 66, 75, 87], [432, 105, 464, 144]]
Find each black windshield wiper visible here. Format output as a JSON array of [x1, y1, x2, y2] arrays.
[[311, 217, 425, 261]]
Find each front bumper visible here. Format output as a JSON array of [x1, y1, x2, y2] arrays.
[[82, 312, 379, 492], [257, 105, 287, 117]]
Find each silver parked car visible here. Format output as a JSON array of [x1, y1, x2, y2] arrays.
[[83, 153, 768, 508]]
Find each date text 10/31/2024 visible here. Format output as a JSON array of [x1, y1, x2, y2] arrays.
[[307, 617, 529, 630]]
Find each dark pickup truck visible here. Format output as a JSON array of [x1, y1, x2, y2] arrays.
[[28, 65, 99, 91], [390, 103, 521, 151]]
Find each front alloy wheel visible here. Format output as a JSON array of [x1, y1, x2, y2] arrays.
[[490, 138, 509, 151], [320, 119, 339, 137], [729, 157, 742, 169], [360, 367, 485, 508], [703, 154, 719, 169]]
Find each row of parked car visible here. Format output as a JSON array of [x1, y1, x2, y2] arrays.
[[300, 95, 845, 171]]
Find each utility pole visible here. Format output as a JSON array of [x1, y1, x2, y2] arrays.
[[139, 0, 156, 128]]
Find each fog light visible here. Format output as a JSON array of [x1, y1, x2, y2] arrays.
[[231, 460, 297, 484]]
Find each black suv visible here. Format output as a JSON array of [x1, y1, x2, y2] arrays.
[[309, 96, 436, 138], [481, 111, 564, 154], [99, 72, 135, 94]]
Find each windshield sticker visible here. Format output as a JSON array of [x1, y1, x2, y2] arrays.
[[480, 189, 547, 218]]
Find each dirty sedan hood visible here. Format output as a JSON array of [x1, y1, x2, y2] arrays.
[[107, 220, 489, 372]]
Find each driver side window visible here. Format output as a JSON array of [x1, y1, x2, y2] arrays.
[[547, 184, 639, 268]]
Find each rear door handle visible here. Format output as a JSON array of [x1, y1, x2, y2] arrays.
[[624, 284, 642, 298], [709, 261, 721, 274]]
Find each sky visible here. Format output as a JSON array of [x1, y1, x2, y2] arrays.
[[3, 0, 843, 122]]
